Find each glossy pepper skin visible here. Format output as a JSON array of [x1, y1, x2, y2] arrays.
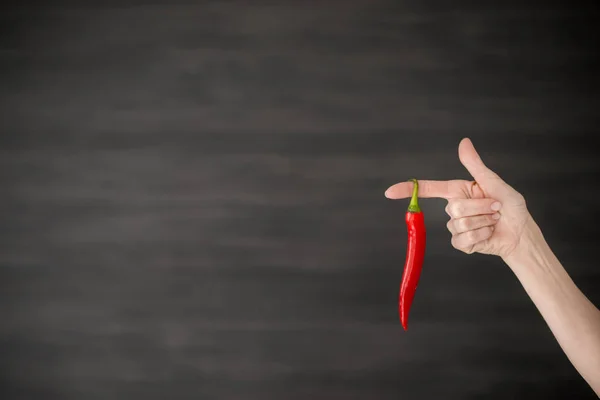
[[399, 179, 426, 330]]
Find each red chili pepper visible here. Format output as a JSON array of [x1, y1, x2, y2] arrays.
[[399, 179, 426, 330]]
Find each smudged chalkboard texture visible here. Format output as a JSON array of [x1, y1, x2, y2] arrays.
[[1, 1, 599, 399]]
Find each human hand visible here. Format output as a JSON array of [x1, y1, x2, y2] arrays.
[[385, 138, 531, 259]]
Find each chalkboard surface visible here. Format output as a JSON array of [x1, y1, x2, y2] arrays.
[[2, 2, 599, 399]]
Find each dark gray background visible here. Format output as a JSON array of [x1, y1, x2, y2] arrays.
[[1, 1, 599, 399]]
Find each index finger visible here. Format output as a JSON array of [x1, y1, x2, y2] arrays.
[[384, 179, 471, 200]]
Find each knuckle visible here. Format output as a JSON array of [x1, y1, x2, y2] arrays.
[[457, 218, 471, 232], [451, 236, 461, 250], [465, 230, 479, 243], [448, 201, 463, 217], [451, 235, 469, 252], [453, 239, 473, 254]]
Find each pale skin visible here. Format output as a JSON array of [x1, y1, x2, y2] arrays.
[[385, 138, 600, 396]]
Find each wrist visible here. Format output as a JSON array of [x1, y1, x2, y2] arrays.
[[503, 215, 549, 273]]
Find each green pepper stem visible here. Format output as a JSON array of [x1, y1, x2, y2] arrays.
[[407, 179, 421, 213]]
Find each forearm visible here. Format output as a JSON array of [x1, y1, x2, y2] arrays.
[[504, 217, 600, 395]]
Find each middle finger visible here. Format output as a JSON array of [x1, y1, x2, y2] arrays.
[[445, 198, 501, 219]]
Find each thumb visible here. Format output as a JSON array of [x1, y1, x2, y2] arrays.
[[458, 138, 507, 192]]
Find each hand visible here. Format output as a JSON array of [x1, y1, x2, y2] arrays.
[[385, 138, 531, 259]]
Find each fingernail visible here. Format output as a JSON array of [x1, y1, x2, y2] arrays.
[[491, 202, 502, 211], [492, 212, 500, 220]]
